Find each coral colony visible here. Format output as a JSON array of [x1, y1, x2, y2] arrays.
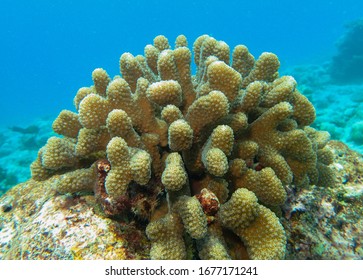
[[29, 35, 335, 259]]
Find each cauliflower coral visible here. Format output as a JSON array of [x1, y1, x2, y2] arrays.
[[30, 34, 335, 260]]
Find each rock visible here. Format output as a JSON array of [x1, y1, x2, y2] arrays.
[[282, 141, 363, 259], [0, 177, 150, 260]]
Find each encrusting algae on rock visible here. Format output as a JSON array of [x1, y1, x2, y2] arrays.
[[1, 34, 340, 260]]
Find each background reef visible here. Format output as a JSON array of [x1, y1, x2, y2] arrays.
[[0, 120, 54, 196], [1, 34, 362, 260], [329, 18, 363, 84], [285, 18, 363, 154]]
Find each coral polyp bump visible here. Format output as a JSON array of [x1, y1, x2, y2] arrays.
[[30, 34, 335, 260]]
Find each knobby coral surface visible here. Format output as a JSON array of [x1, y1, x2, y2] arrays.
[[29, 34, 336, 260]]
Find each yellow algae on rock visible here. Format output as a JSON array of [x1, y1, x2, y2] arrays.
[[0, 179, 149, 260]]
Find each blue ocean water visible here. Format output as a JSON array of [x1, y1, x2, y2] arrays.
[[0, 0, 362, 127], [0, 0, 362, 193]]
